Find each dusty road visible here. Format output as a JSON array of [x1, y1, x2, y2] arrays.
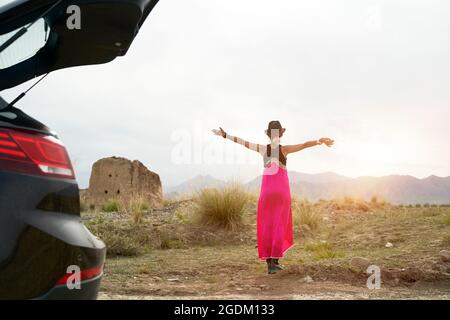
[[98, 280, 450, 300]]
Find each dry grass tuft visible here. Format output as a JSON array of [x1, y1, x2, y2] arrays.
[[292, 197, 322, 233], [102, 199, 121, 212], [120, 195, 151, 224], [193, 184, 249, 230]]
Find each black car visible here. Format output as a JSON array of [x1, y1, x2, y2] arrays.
[[0, 0, 159, 299]]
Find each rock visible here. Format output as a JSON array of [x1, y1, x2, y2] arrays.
[[439, 250, 450, 262], [385, 242, 394, 248], [300, 276, 314, 283], [350, 257, 371, 270], [86, 156, 162, 209], [167, 278, 180, 282]]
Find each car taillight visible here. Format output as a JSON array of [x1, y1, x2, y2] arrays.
[[56, 265, 104, 286], [0, 128, 75, 179]]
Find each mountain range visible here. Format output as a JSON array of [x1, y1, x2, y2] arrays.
[[164, 172, 450, 204]]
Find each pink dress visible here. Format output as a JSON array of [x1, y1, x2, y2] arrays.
[[257, 145, 294, 260]]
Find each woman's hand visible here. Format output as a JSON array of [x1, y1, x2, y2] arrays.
[[319, 137, 334, 147], [212, 127, 226, 138]]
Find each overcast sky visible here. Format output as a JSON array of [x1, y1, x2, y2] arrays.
[[1, 0, 450, 188]]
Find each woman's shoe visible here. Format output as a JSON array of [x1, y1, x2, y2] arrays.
[[268, 267, 278, 274], [266, 258, 279, 274], [274, 259, 283, 270]]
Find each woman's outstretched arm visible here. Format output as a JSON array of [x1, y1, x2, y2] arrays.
[[282, 138, 334, 155], [212, 127, 266, 154]]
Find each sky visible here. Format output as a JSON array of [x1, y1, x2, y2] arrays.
[[1, 0, 450, 188]]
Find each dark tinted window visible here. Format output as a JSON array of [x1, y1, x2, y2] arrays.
[[0, 16, 49, 70]]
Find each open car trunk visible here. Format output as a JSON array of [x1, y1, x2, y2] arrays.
[[0, 0, 159, 91]]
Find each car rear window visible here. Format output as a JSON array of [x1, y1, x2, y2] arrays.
[[0, 0, 16, 7], [0, 96, 8, 110], [0, 16, 49, 70]]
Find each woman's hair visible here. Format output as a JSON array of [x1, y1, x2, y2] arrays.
[[266, 120, 285, 138]]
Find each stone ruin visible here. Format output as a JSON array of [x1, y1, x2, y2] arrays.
[[84, 157, 162, 209]]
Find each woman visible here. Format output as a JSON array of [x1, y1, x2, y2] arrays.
[[212, 120, 334, 274]]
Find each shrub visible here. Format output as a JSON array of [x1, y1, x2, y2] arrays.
[[86, 219, 151, 257], [102, 199, 120, 212], [194, 184, 248, 230], [292, 198, 321, 232]]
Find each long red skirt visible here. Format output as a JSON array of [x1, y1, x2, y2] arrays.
[[257, 163, 294, 260]]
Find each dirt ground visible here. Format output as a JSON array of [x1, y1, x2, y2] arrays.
[[97, 250, 450, 300], [84, 199, 450, 300], [98, 285, 450, 300]]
